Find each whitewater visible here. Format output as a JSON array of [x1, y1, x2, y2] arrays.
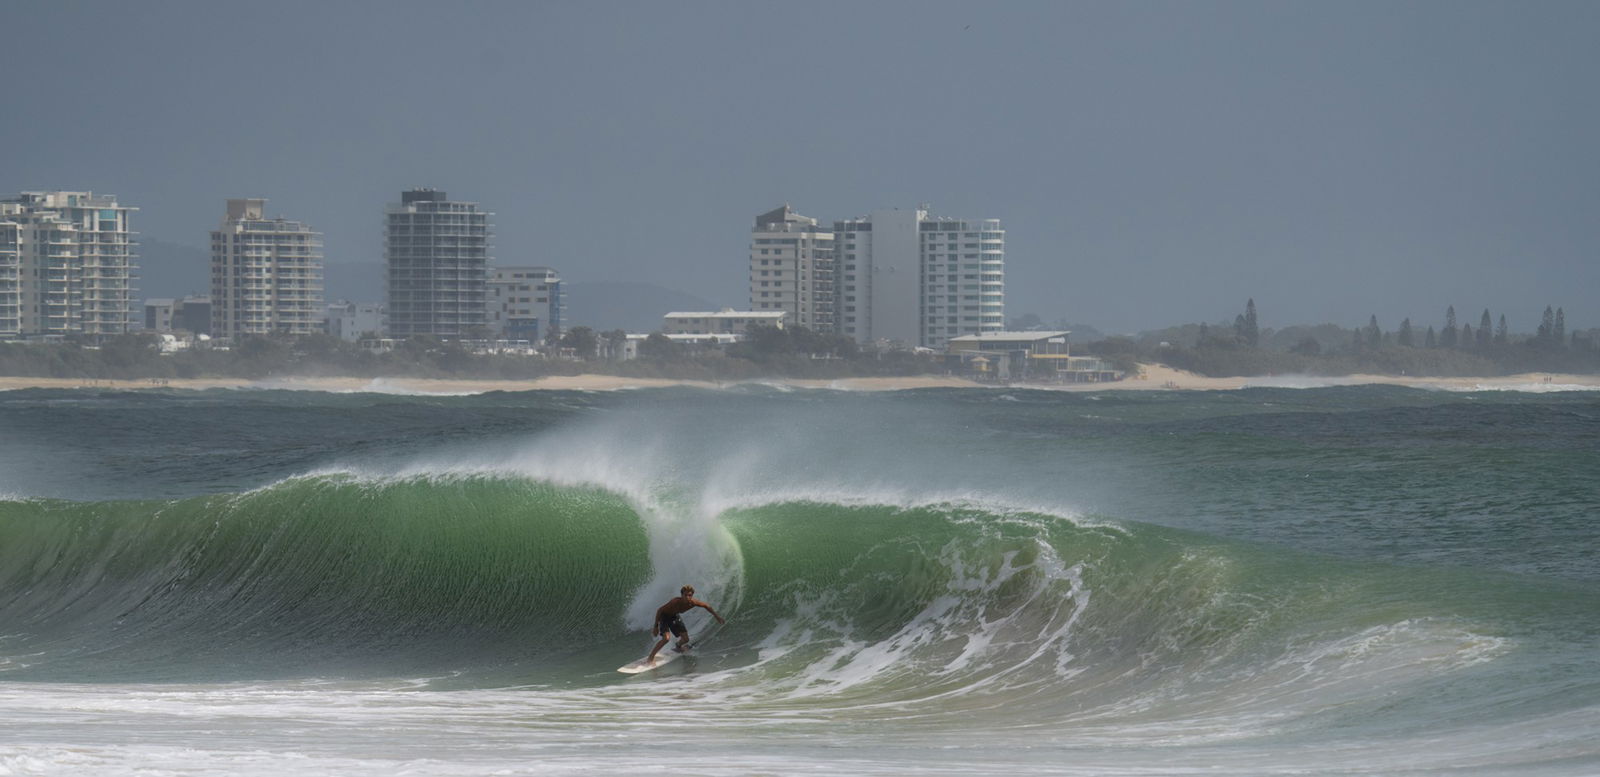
[[1, 384, 1597, 776]]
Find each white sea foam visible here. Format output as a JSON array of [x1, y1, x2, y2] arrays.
[[1433, 381, 1600, 393], [1237, 374, 1600, 393], [1240, 375, 1367, 389]]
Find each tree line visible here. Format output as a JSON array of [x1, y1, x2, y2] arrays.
[[1089, 300, 1600, 377], [4, 302, 1595, 382], [0, 325, 939, 382]]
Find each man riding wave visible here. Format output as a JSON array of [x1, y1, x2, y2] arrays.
[[648, 585, 726, 664]]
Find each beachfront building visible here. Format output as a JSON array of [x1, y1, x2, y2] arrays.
[[174, 296, 212, 336], [750, 205, 834, 332], [0, 221, 15, 337], [210, 199, 324, 338], [384, 188, 491, 338], [325, 301, 385, 342], [146, 295, 212, 335], [663, 308, 786, 335], [834, 207, 1004, 349], [144, 299, 176, 332], [488, 265, 563, 343], [0, 191, 138, 339], [946, 331, 1119, 382], [947, 330, 1069, 359]]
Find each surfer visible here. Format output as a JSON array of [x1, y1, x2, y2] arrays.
[[648, 585, 726, 664]]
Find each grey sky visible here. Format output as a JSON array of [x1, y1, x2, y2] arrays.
[[5, 1, 1595, 334]]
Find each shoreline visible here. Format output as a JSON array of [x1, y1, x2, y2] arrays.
[[2, 364, 1598, 394]]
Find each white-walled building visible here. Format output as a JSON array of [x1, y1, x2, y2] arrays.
[[750, 205, 834, 332], [210, 198, 325, 338], [488, 265, 563, 343], [325, 301, 385, 342], [384, 189, 491, 338], [834, 207, 1004, 349], [663, 308, 786, 335], [0, 191, 138, 339]]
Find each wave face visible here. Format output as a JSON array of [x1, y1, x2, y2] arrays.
[[4, 478, 1595, 752], [2, 385, 1598, 774], [0, 478, 651, 680]]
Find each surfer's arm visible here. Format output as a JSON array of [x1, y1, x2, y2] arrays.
[[651, 604, 666, 635], [694, 599, 727, 624]]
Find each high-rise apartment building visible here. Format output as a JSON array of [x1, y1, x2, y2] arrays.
[[488, 265, 563, 342], [210, 199, 324, 338], [0, 221, 18, 337], [384, 189, 491, 338], [0, 191, 137, 339], [834, 207, 1004, 349], [749, 205, 834, 331]]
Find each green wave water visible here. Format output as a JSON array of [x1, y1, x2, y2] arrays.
[[0, 478, 650, 680], [4, 475, 1590, 747], [1, 385, 1597, 775]]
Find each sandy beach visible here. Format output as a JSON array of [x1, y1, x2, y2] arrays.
[[1, 365, 1597, 394]]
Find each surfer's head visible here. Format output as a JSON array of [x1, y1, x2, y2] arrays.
[[680, 585, 695, 597]]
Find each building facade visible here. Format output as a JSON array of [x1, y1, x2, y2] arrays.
[[325, 300, 385, 342], [144, 299, 176, 332], [0, 191, 137, 339], [488, 265, 563, 343], [384, 189, 491, 338], [210, 199, 324, 338], [173, 296, 212, 336], [750, 205, 833, 331], [663, 308, 786, 335], [834, 207, 1004, 349]]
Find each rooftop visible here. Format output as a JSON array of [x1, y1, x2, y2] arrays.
[[948, 331, 1071, 344], [664, 308, 786, 319]]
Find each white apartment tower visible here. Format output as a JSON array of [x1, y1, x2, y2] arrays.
[[749, 205, 834, 331], [210, 198, 325, 338], [384, 189, 491, 338], [834, 207, 1004, 348], [488, 265, 563, 343], [0, 191, 137, 339]]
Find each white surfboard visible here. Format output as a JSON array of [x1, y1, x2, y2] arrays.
[[617, 648, 684, 674]]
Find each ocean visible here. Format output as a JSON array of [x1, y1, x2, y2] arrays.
[[1, 383, 1597, 776]]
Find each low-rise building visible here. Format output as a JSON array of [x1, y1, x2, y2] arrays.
[[946, 330, 1117, 382], [947, 330, 1071, 357], [663, 308, 786, 335], [326, 301, 385, 342], [175, 296, 212, 336], [488, 266, 562, 342], [144, 296, 212, 335], [618, 332, 741, 361], [144, 299, 176, 332]]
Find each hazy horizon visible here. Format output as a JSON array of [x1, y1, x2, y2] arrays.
[[5, 1, 1596, 335]]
